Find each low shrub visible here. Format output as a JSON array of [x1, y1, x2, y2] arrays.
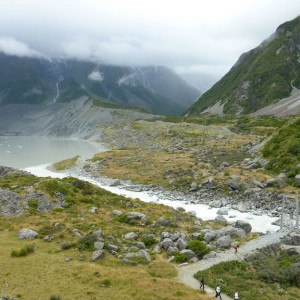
[[77, 234, 98, 251], [187, 240, 210, 259], [11, 244, 35, 257], [174, 251, 189, 263]]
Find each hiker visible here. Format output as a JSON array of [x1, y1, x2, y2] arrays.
[[199, 277, 205, 290], [215, 285, 222, 299], [234, 291, 239, 300], [233, 241, 239, 254]]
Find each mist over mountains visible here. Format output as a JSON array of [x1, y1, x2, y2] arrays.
[[0, 53, 200, 115]]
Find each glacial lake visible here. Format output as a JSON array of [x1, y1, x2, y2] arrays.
[[0, 136, 104, 169]]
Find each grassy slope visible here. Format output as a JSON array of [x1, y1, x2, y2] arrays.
[[88, 116, 299, 194], [188, 16, 300, 115], [194, 258, 300, 300], [262, 117, 300, 174], [0, 174, 211, 300]]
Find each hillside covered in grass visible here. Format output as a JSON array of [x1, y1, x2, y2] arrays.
[[262, 117, 300, 176], [187, 15, 300, 115], [0, 167, 214, 300]]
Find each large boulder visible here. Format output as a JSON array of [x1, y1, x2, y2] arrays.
[[125, 250, 152, 262], [155, 217, 171, 227], [126, 212, 147, 225], [295, 174, 300, 187], [17, 228, 38, 240], [216, 235, 232, 249], [277, 173, 288, 188], [160, 232, 171, 240], [123, 232, 139, 240], [202, 230, 217, 243], [234, 220, 252, 234], [218, 226, 246, 238], [180, 249, 196, 259], [161, 238, 175, 250], [228, 178, 240, 190], [91, 250, 105, 261], [214, 215, 228, 224], [176, 238, 188, 250], [92, 229, 104, 240]]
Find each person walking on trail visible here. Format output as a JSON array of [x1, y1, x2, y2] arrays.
[[199, 277, 205, 290], [233, 241, 239, 254], [234, 291, 239, 300], [215, 285, 222, 299]]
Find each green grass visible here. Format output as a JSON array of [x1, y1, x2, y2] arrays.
[[11, 244, 35, 257], [194, 252, 300, 300], [262, 117, 300, 173]]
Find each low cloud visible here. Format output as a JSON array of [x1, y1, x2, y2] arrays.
[[0, 36, 42, 58], [87, 70, 104, 82]]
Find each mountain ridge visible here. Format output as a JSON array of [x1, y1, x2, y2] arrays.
[[187, 15, 300, 116], [0, 54, 200, 115]]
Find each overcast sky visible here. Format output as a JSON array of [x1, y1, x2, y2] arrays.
[[0, 0, 299, 81]]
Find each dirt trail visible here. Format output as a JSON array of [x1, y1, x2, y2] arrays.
[[177, 230, 287, 299]]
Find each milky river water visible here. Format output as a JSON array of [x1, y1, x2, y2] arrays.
[[0, 136, 280, 233]]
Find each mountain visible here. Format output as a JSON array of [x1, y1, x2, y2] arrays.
[[0, 53, 200, 115], [187, 15, 300, 116]]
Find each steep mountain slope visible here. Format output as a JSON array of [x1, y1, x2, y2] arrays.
[[0, 54, 200, 115], [187, 15, 300, 115]]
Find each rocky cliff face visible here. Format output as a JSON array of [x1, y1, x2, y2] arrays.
[[187, 15, 300, 116]]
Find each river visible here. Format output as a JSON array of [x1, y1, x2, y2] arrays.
[[0, 136, 280, 233]]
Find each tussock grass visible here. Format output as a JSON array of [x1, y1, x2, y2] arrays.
[[52, 156, 78, 171]]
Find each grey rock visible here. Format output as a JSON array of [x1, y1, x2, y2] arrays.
[[113, 210, 123, 216], [235, 220, 252, 234], [91, 250, 105, 261], [191, 232, 203, 240], [107, 244, 119, 252], [125, 250, 152, 261], [153, 244, 161, 253], [167, 246, 179, 255], [17, 228, 38, 240], [160, 232, 171, 240], [180, 249, 196, 259], [94, 241, 104, 250], [252, 179, 265, 189], [295, 174, 300, 187], [124, 232, 138, 240], [219, 226, 246, 238], [177, 238, 188, 250], [161, 238, 175, 250], [209, 200, 222, 208], [155, 217, 171, 226], [126, 212, 147, 225], [188, 211, 197, 217], [133, 242, 146, 250], [89, 206, 98, 213], [170, 232, 181, 241], [44, 235, 53, 242], [214, 215, 228, 224], [202, 230, 217, 243], [277, 173, 288, 188], [228, 177, 240, 190], [93, 229, 104, 239], [266, 178, 277, 187], [216, 235, 232, 249], [217, 208, 228, 215]]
